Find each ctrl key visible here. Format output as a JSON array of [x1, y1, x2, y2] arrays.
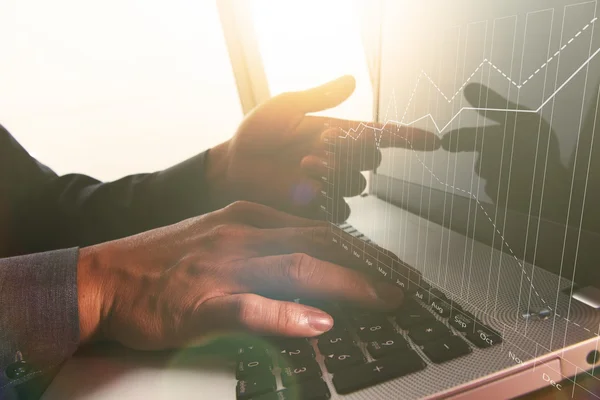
[[332, 351, 426, 394], [236, 374, 276, 400]]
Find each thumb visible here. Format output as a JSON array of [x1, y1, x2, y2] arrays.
[[275, 75, 356, 114]]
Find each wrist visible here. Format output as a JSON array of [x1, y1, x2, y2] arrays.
[[205, 140, 231, 210], [77, 246, 108, 344]]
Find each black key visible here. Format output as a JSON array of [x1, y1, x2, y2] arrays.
[[252, 379, 331, 400], [428, 288, 448, 302], [238, 344, 270, 364], [349, 312, 389, 328], [349, 230, 363, 238], [447, 299, 463, 311], [236, 374, 276, 400], [465, 324, 502, 348], [395, 305, 436, 329], [393, 274, 410, 292], [317, 324, 349, 340], [356, 319, 396, 342], [398, 298, 422, 310], [236, 357, 273, 380], [408, 321, 452, 345], [422, 336, 472, 363], [277, 339, 315, 366], [367, 336, 410, 359], [248, 393, 279, 400], [413, 287, 428, 303], [449, 309, 476, 332], [317, 330, 355, 354], [298, 299, 342, 319], [332, 351, 426, 394], [429, 298, 451, 318], [323, 345, 366, 373], [281, 359, 322, 387]]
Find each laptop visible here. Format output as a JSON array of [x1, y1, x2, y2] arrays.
[[42, 0, 600, 398]]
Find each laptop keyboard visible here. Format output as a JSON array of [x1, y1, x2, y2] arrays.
[[235, 224, 503, 399]]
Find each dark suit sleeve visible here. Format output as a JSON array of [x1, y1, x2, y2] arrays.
[[7, 131, 215, 255], [1, 126, 218, 398], [0, 249, 79, 399]]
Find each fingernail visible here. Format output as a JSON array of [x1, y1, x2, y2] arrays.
[[307, 311, 334, 333], [373, 282, 404, 307]]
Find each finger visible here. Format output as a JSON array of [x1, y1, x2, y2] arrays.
[[256, 224, 419, 279], [300, 161, 366, 198], [315, 132, 384, 170], [300, 154, 330, 177], [322, 126, 441, 152], [335, 170, 367, 197], [297, 197, 349, 223], [330, 199, 351, 223], [302, 146, 382, 173], [249, 225, 359, 267], [276, 75, 356, 115], [199, 294, 334, 337], [235, 253, 404, 309], [442, 125, 504, 152], [221, 201, 328, 229], [463, 83, 528, 122], [300, 148, 382, 176]]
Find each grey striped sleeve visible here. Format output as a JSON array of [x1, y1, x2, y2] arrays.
[[0, 248, 80, 397]]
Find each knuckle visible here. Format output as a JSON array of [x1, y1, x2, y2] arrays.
[[208, 224, 229, 239], [283, 253, 322, 286], [209, 223, 251, 240], [227, 200, 255, 214]]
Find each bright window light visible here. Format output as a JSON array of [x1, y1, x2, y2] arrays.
[[250, 0, 374, 121], [0, 0, 242, 180]]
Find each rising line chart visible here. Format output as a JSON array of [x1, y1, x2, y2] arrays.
[[330, 13, 600, 336]]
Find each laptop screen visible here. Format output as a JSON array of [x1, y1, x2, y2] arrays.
[[374, 0, 600, 286]]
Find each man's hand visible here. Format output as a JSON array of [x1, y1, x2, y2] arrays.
[[77, 201, 404, 350], [206, 76, 440, 222]]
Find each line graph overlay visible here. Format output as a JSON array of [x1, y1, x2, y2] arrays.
[[341, 45, 600, 143], [419, 16, 596, 103], [328, 6, 600, 336]]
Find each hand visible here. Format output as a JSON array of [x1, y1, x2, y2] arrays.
[[77, 201, 404, 350], [441, 83, 569, 219], [206, 76, 440, 222]]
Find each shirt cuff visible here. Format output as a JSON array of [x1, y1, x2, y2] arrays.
[[0, 248, 79, 394]]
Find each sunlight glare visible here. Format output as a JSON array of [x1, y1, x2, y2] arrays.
[[251, 0, 374, 121]]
